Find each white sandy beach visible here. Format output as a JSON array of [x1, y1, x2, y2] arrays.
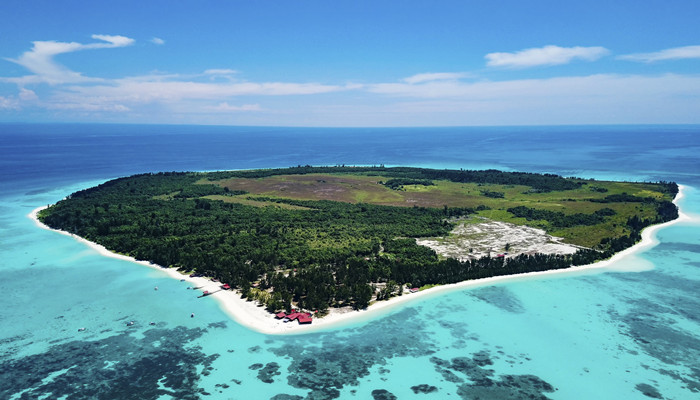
[[29, 184, 693, 335]]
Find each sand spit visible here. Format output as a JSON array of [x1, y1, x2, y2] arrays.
[[29, 185, 692, 335]]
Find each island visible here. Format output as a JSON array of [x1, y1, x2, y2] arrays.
[[36, 166, 679, 328]]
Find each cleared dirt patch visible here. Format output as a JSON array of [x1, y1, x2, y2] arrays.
[[207, 174, 506, 208], [208, 174, 406, 204], [416, 217, 585, 261]]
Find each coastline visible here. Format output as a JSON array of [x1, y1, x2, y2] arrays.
[[29, 184, 691, 335]]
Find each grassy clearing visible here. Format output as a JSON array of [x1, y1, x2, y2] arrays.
[[152, 191, 181, 200], [206, 174, 405, 205], [200, 173, 674, 248], [202, 195, 311, 210]]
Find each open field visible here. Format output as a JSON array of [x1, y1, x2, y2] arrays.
[[203, 173, 671, 247]]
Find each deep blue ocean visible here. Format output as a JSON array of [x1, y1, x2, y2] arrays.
[[1, 123, 699, 399]]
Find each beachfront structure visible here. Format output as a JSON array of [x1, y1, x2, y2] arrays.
[[276, 311, 313, 324]]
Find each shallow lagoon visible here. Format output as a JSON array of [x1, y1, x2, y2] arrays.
[[1, 124, 699, 399]]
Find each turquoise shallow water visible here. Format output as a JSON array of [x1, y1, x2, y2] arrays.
[[1, 124, 700, 399]]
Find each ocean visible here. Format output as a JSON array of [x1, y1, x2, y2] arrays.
[[1, 123, 699, 399]]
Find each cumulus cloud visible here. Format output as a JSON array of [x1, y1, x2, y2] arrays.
[[403, 72, 468, 84], [485, 45, 609, 68], [19, 88, 38, 101], [618, 45, 700, 63], [0, 95, 19, 110], [5, 34, 134, 84], [151, 37, 165, 45], [0, 89, 38, 109]]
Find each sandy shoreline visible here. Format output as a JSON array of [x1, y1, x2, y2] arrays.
[[29, 184, 692, 335]]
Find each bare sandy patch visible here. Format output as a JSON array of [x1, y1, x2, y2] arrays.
[[417, 217, 585, 261]]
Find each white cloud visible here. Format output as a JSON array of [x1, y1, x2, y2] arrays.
[[204, 69, 238, 75], [151, 37, 165, 45], [88, 34, 135, 48], [210, 102, 261, 112], [0, 89, 38, 109], [0, 95, 19, 110], [403, 72, 468, 84], [368, 73, 700, 102], [59, 80, 350, 103], [3, 36, 698, 125], [5, 34, 135, 84], [485, 45, 609, 68], [1, 36, 358, 117], [19, 88, 38, 101], [29, 78, 353, 117], [352, 73, 700, 126], [46, 101, 130, 112], [618, 45, 700, 63]]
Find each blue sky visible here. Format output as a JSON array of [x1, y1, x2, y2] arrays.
[[1, 0, 699, 126]]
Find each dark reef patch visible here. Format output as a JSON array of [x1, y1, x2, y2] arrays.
[[472, 350, 493, 366], [257, 362, 281, 383], [456, 374, 555, 400], [652, 241, 700, 255], [266, 306, 557, 399], [0, 326, 217, 400], [0, 333, 31, 359], [248, 345, 263, 353], [411, 384, 438, 394], [470, 285, 525, 313], [271, 395, 304, 400], [371, 389, 397, 400], [437, 319, 471, 341], [431, 352, 555, 400], [269, 307, 437, 400], [608, 272, 700, 393], [207, 321, 228, 329], [635, 383, 663, 399]]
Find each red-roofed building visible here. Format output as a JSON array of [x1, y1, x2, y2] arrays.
[[286, 313, 301, 321], [297, 314, 313, 324], [275, 312, 286, 319]]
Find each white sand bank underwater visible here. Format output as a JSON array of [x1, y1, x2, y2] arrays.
[[30, 185, 693, 335]]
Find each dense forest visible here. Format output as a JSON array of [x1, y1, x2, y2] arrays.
[[38, 166, 678, 314]]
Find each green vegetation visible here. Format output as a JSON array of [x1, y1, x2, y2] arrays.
[[381, 178, 435, 190], [480, 190, 505, 199], [507, 206, 617, 227], [38, 166, 678, 313]]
